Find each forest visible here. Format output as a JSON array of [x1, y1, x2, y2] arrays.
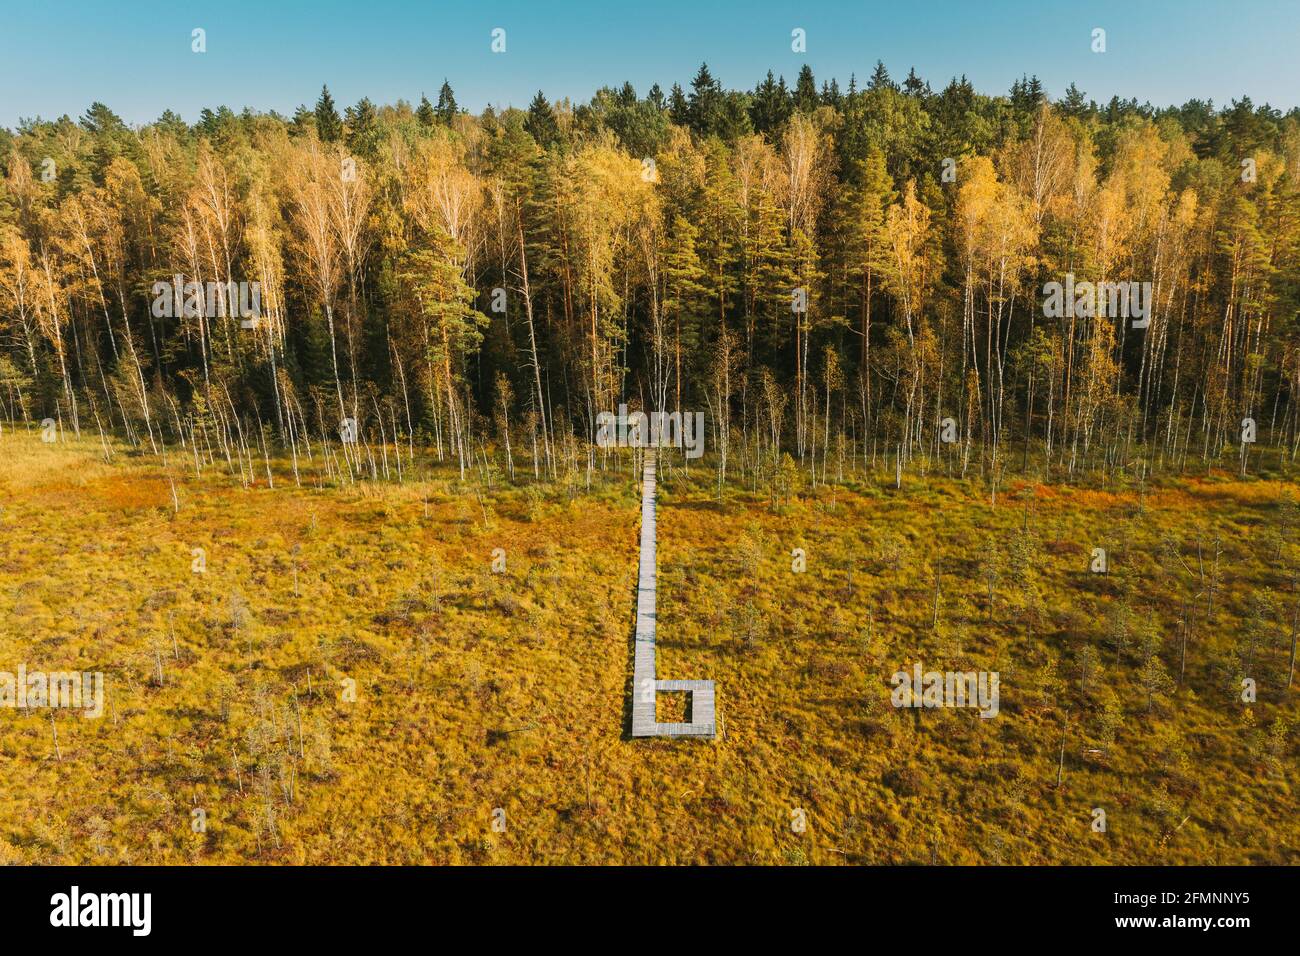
[[1, 63, 1297, 489]]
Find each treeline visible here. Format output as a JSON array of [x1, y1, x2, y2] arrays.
[[1, 63, 1299, 488]]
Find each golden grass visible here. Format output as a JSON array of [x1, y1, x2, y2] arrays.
[[0, 434, 1295, 864]]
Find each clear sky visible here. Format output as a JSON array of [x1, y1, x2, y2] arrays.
[[1, 0, 1297, 128]]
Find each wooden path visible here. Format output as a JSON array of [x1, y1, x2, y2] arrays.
[[630, 452, 716, 739]]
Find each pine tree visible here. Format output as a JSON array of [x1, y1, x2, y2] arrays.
[[903, 67, 926, 97], [346, 97, 380, 158], [290, 104, 315, 137], [416, 93, 435, 127], [155, 109, 189, 138], [688, 63, 723, 137], [662, 215, 708, 409], [750, 189, 797, 361], [697, 141, 742, 339], [840, 147, 895, 373], [750, 71, 789, 137], [822, 78, 842, 110], [794, 65, 818, 113], [435, 80, 458, 124], [525, 91, 559, 147], [668, 83, 689, 126], [79, 102, 126, 135], [314, 85, 343, 142], [1060, 83, 1092, 117], [868, 60, 895, 92]]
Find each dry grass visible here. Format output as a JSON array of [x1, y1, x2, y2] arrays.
[[0, 433, 1295, 864]]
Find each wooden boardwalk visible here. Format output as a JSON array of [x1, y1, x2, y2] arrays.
[[630, 452, 716, 739]]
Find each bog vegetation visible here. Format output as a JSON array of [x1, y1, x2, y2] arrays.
[[0, 434, 1296, 864]]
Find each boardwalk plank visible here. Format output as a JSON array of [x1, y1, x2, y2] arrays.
[[630, 453, 716, 740]]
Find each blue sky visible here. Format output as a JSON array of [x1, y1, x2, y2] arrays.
[[1, 0, 1296, 128]]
